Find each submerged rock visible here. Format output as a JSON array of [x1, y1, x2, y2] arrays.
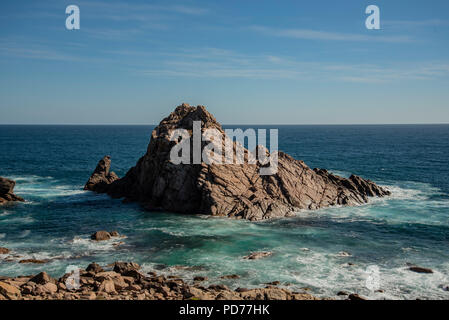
[[84, 104, 390, 221], [0, 177, 24, 204], [243, 251, 273, 260], [408, 266, 433, 274], [221, 274, 240, 279]]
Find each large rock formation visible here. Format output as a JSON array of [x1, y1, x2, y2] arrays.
[[84, 104, 390, 221], [0, 177, 24, 204]]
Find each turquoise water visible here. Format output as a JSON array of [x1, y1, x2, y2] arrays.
[[0, 124, 449, 300]]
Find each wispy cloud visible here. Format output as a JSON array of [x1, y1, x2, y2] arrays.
[[136, 47, 449, 83], [383, 19, 449, 28], [78, 1, 209, 18], [250, 25, 413, 43]]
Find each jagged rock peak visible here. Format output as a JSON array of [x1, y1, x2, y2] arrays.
[[0, 177, 24, 204], [84, 156, 119, 193]]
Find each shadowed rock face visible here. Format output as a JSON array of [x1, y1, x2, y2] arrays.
[[0, 177, 24, 204], [84, 156, 119, 193], [84, 104, 390, 221]]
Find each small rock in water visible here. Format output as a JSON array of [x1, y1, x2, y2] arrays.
[[0, 247, 10, 254], [265, 281, 280, 285], [193, 276, 208, 282], [90, 230, 121, 241], [348, 293, 366, 300], [243, 251, 273, 260], [221, 274, 240, 279], [337, 291, 349, 296], [109, 230, 120, 237], [18, 259, 49, 264], [91, 231, 111, 241], [408, 266, 433, 274]]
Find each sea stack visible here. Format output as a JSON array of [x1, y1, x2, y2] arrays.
[[0, 177, 24, 204], [84, 104, 390, 221]]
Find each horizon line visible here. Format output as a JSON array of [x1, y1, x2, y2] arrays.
[[1, 123, 449, 126]]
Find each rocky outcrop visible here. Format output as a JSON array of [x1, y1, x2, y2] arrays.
[[90, 230, 121, 241], [83, 156, 119, 193], [0, 177, 24, 204], [85, 104, 390, 221], [0, 261, 320, 300]]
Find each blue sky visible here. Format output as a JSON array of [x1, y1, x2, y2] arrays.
[[1, 0, 449, 124]]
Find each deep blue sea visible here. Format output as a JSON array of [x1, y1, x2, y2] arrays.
[[1, 124, 449, 299]]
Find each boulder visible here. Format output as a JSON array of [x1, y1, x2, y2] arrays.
[[84, 104, 390, 221], [29, 272, 55, 285], [86, 262, 104, 273], [0, 177, 24, 204], [97, 279, 116, 294], [91, 231, 111, 241], [0, 281, 21, 299], [193, 276, 208, 282], [113, 262, 141, 276]]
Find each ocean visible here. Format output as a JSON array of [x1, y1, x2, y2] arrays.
[[0, 124, 448, 299]]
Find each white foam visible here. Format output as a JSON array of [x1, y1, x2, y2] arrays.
[[71, 235, 126, 252]]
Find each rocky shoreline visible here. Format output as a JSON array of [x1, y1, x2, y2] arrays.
[[0, 261, 324, 300]]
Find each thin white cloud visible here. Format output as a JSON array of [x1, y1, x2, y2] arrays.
[[250, 25, 413, 43], [383, 19, 449, 28], [136, 47, 449, 83]]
